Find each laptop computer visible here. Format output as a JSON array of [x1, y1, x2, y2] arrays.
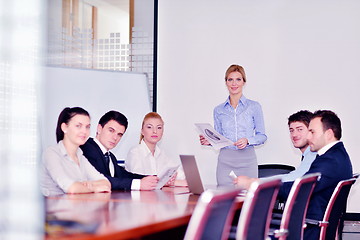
[[180, 155, 214, 195], [180, 154, 245, 196]]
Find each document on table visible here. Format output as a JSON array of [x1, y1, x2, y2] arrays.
[[156, 165, 179, 189], [195, 123, 234, 150]]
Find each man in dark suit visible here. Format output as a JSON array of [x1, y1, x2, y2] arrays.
[[277, 110, 353, 239], [81, 111, 158, 191], [234, 110, 352, 239]]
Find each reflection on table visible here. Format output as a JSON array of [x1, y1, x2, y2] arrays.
[[45, 187, 199, 240]]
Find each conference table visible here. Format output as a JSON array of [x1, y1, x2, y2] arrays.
[[45, 187, 243, 240]]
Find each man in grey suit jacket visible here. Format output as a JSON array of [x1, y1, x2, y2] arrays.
[[81, 111, 158, 191]]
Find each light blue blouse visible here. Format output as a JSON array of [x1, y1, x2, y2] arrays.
[[214, 95, 267, 150]]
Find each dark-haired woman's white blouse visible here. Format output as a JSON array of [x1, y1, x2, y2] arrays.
[[40, 140, 107, 196]]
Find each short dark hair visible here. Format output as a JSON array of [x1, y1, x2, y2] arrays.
[[98, 110, 128, 130], [288, 110, 313, 127], [312, 110, 342, 140], [56, 107, 90, 142]]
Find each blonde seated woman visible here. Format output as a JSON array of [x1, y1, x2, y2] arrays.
[[40, 107, 111, 196], [125, 112, 187, 187]]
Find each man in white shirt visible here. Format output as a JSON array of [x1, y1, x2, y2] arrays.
[[81, 111, 158, 190]]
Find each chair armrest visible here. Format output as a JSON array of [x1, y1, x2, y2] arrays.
[[305, 218, 329, 227], [274, 228, 289, 238]]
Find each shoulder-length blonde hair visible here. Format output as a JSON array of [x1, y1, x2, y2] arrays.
[[225, 64, 247, 82], [139, 112, 164, 143]]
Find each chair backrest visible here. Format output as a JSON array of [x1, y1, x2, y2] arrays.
[[184, 188, 241, 240], [275, 173, 321, 240], [236, 177, 282, 240], [319, 177, 357, 240], [258, 164, 296, 178]]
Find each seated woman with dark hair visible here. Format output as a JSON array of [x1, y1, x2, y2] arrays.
[[40, 107, 111, 196]]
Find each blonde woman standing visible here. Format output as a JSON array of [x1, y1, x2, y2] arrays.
[[200, 64, 267, 186]]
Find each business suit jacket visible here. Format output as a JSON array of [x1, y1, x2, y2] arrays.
[[80, 138, 145, 190], [278, 142, 353, 221]]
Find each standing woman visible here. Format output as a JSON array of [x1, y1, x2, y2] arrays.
[[41, 107, 111, 196], [125, 112, 186, 186], [200, 64, 267, 186]]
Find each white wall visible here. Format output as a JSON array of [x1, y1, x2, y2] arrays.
[[157, 0, 360, 212]]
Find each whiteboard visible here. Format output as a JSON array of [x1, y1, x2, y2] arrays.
[[41, 66, 152, 160]]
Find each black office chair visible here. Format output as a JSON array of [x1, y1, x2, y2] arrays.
[[183, 188, 242, 240], [258, 164, 295, 178], [232, 177, 282, 240], [258, 164, 296, 212], [270, 173, 321, 240], [338, 173, 359, 239], [305, 177, 357, 240]]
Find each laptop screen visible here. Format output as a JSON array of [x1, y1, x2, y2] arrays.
[[179, 155, 205, 195]]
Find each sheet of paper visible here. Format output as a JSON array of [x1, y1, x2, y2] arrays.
[[229, 170, 238, 180], [156, 165, 179, 189], [195, 123, 234, 150]]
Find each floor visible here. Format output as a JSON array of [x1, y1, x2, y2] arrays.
[[342, 220, 360, 240]]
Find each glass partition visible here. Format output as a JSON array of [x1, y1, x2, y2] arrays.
[[46, 0, 157, 109]]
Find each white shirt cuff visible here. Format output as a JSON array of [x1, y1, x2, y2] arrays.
[[131, 179, 141, 190]]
